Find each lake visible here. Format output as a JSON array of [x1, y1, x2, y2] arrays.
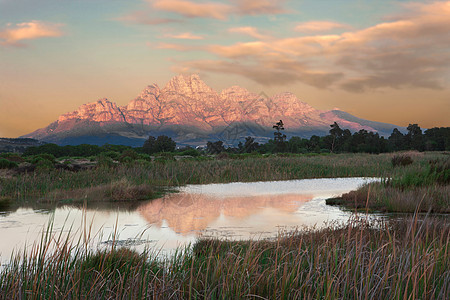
[[0, 177, 379, 264]]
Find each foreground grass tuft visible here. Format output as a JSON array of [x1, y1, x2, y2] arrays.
[[1, 216, 448, 299]]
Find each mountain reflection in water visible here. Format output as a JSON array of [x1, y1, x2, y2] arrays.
[[0, 178, 380, 264], [138, 193, 313, 234]]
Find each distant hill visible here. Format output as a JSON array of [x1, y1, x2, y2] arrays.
[[0, 138, 46, 153], [22, 74, 404, 146]]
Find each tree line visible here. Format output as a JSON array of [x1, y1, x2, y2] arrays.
[[22, 123, 449, 158], [207, 123, 449, 154]]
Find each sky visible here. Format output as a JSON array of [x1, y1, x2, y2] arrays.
[[0, 0, 449, 138]]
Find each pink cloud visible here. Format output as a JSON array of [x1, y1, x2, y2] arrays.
[[295, 21, 349, 32], [228, 27, 269, 39], [151, 0, 231, 20], [145, 0, 287, 20], [177, 1, 450, 92], [231, 0, 287, 15], [183, 59, 343, 88], [165, 32, 204, 40], [209, 42, 269, 58], [0, 21, 64, 46]]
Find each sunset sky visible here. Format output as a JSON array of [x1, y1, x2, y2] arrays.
[[1, 0, 449, 138]]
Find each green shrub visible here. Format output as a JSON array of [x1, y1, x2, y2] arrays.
[[37, 153, 56, 162], [119, 150, 139, 162], [391, 154, 413, 167], [101, 151, 120, 160], [138, 153, 152, 161], [30, 153, 56, 165], [35, 158, 54, 171], [0, 158, 18, 169], [0, 153, 24, 163], [97, 155, 115, 168], [121, 156, 133, 164], [181, 148, 200, 157]]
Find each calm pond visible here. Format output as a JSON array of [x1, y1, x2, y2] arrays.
[[0, 177, 379, 264]]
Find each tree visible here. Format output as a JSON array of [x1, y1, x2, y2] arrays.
[[273, 120, 287, 152], [308, 135, 321, 153], [143, 135, 176, 154], [329, 122, 343, 153], [424, 127, 450, 151], [388, 128, 406, 151], [288, 136, 308, 153], [240, 136, 259, 153], [206, 141, 225, 154], [142, 136, 157, 154], [406, 124, 424, 151]]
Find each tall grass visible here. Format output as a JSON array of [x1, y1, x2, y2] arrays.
[[1, 215, 448, 299], [338, 156, 450, 213], [339, 183, 449, 213], [1, 152, 445, 204]]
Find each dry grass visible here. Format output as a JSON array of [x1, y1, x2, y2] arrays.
[[339, 183, 450, 213], [337, 156, 450, 213], [43, 178, 155, 203], [0, 216, 448, 299], [2, 152, 439, 204]]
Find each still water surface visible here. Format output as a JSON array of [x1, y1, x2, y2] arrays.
[[0, 177, 379, 263]]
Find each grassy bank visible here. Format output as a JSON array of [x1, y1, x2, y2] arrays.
[[330, 155, 449, 213], [1, 152, 445, 205], [1, 216, 448, 299]]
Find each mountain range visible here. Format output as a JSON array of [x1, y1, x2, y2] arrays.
[[22, 74, 403, 146]]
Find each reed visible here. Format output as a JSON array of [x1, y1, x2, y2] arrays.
[[336, 156, 449, 213], [1, 152, 445, 204], [338, 183, 449, 213], [1, 215, 448, 299]]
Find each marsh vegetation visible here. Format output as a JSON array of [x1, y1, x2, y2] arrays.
[[0, 146, 448, 298], [0, 216, 448, 299]]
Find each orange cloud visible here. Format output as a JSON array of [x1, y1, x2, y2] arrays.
[[228, 26, 269, 39], [146, 0, 287, 20], [232, 0, 287, 15], [151, 0, 231, 20], [183, 59, 343, 88], [209, 41, 269, 58], [165, 32, 204, 40], [0, 21, 63, 46], [295, 21, 349, 32], [178, 1, 450, 92]]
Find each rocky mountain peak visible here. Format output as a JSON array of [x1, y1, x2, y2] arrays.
[[140, 84, 160, 96], [164, 74, 216, 97], [58, 98, 125, 123], [220, 86, 254, 101], [23, 74, 402, 145]]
